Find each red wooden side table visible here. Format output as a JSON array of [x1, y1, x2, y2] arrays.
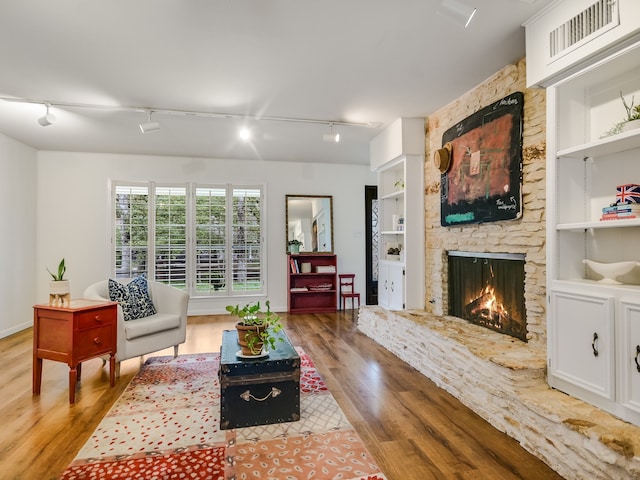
[[33, 299, 118, 404]]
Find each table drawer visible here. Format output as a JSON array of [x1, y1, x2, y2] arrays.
[[77, 308, 116, 330], [76, 326, 114, 358]]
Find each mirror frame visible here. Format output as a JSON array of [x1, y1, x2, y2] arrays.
[[285, 194, 334, 254]]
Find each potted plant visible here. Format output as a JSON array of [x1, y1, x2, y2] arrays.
[[620, 91, 640, 133], [226, 300, 284, 356], [47, 258, 70, 305], [602, 91, 640, 137], [288, 239, 303, 254]]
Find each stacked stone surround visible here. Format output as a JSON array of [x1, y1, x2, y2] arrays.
[[423, 58, 547, 349], [358, 306, 640, 479], [358, 58, 640, 478]]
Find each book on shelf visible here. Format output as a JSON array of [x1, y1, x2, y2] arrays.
[[289, 258, 300, 273], [290, 287, 308, 292], [600, 213, 638, 220], [602, 204, 640, 214]]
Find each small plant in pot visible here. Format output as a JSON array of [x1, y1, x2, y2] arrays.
[[602, 91, 640, 137], [620, 91, 640, 132], [226, 300, 284, 356], [288, 239, 303, 254], [47, 258, 70, 306]]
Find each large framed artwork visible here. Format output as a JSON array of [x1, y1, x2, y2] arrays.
[[440, 91, 524, 226]]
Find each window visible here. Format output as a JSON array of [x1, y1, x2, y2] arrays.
[[114, 185, 149, 278], [113, 182, 264, 297]]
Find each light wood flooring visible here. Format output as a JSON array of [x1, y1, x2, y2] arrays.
[[0, 310, 565, 480]]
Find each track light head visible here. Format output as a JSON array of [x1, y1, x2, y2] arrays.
[[139, 121, 160, 133], [38, 103, 56, 127], [323, 124, 340, 143], [439, 0, 477, 28], [139, 111, 160, 133]]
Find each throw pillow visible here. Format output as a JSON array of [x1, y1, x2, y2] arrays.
[[108, 276, 157, 321]]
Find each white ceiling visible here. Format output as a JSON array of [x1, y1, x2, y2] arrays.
[[0, 0, 551, 166]]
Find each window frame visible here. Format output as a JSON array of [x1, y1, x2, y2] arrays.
[[111, 181, 265, 298]]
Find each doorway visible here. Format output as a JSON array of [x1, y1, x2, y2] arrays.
[[365, 185, 378, 305]]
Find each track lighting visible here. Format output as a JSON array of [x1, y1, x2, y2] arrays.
[[323, 123, 340, 143], [439, 0, 477, 28], [139, 111, 160, 133], [38, 103, 56, 127]]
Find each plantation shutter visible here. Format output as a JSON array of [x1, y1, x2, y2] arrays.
[[154, 186, 187, 289], [114, 185, 149, 278], [232, 186, 263, 294], [194, 186, 227, 296]]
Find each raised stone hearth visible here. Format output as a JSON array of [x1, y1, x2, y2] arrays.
[[358, 306, 640, 480]]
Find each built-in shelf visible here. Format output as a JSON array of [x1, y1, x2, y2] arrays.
[[380, 189, 404, 200], [557, 128, 640, 159], [557, 219, 640, 231]]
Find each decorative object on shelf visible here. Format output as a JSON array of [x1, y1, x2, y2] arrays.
[[315, 264, 336, 273], [308, 283, 333, 291], [387, 245, 402, 261], [601, 91, 640, 137], [583, 259, 640, 284], [616, 184, 640, 204], [300, 262, 312, 273], [47, 258, 70, 307], [287, 239, 302, 254], [433, 142, 452, 173], [226, 301, 284, 356], [394, 179, 405, 190]]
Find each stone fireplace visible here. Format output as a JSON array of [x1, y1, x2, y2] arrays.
[[358, 59, 640, 479], [447, 251, 526, 342]]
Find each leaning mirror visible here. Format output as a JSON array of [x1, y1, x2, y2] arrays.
[[286, 195, 333, 253]]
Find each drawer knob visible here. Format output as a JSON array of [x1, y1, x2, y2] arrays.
[[94, 315, 103, 323], [93, 337, 102, 345]]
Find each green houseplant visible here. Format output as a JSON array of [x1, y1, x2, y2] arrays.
[[226, 300, 284, 356], [288, 239, 303, 254], [602, 91, 640, 137], [47, 258, 70, 306], [47, 258, 66, 281]]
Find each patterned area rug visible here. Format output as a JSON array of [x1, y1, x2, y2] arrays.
[[60, 349, 387, 480]]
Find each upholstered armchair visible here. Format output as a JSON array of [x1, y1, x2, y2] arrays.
[[83, 278, 189, 375]]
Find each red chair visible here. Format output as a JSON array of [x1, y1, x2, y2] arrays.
[[338, 274, 361, 310]]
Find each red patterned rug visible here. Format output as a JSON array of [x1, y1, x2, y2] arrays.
[[60, 349, 387, 479]]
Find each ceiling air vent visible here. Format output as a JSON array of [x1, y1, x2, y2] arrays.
[[549, 0, 620, 61]]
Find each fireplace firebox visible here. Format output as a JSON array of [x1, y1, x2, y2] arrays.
[[448, 251, 527, 342]]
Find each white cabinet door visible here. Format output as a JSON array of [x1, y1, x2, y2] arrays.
[[619, 299, 640, 417], [378, 262, 404, 310], [388, 263, 404, 310], [549, 290, 615, 402], [378, 263, 390, 310]]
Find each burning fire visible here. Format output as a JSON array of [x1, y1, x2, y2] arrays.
[[468, 285, 509, 329]]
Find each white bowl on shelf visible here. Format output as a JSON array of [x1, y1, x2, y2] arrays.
[[583, 259, 640, 284]]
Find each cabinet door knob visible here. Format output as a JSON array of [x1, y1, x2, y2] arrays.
[[591, 332, 599, 357], [390, 281, 394, 292], [635, 346, 640, 373], [93, 337, 102, 345]]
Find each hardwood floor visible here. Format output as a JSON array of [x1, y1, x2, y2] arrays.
[[0, 310, 565, 480]]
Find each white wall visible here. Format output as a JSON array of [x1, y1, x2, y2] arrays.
[[0, 134, 37, 338], [36, 151, 376, 315]]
